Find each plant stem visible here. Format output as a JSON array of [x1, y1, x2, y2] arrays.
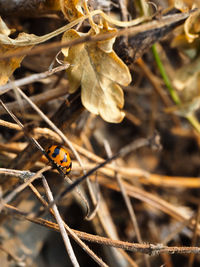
[[152, 44, 200, 133], [152, 44, 181, 105], [186, 114, 200, 133]]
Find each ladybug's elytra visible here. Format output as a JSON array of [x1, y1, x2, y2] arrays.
[[47, 145, 72, 174]]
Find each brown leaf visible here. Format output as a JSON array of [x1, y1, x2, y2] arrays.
[[62, 28, 132, 123]]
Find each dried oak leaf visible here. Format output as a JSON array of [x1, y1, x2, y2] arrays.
[[62, 28, 132, 123], [0, 18, 34, 86]]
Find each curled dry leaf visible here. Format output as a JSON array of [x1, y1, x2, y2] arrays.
[[0, 19, 35, 86], [60, 0, 84, 21], [184, 9, 200, 43], [62, 27, 132, 123], [0, 17, 11, 36], [171, 8, 200, 50]]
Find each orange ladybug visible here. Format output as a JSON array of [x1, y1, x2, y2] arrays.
[[47, 145, 72, 174]]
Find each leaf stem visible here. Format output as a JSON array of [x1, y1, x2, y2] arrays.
[[152, 44, 181, 105]]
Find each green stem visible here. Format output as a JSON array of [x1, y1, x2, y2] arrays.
[[186, 114, 200, 133], [152, 44, 181, 105], [152, 44, 200, 133]]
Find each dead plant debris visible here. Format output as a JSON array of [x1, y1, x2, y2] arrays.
[[0, 0, 200, 266]]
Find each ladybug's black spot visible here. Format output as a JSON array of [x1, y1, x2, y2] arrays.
[[52, 146, 60, 158]]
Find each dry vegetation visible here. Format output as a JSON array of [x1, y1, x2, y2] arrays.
[[0, 0, 200, 266]]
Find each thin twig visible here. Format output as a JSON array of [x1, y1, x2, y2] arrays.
[[0, 64, 69, 95], [0, 10, 192, 61], [0, 86, 70, 115], [104, 140, 143, 242], [188, 205, 200, 267], [0, 166, 51, 212], [104, 140, 150, 267], [162, 215, 195, 245], [0, 167, 109, 265], [14, 173, 109, 266], [23, 179, 109, 267], [31, 181, 109, 267], [99, 177, 200, 234], [42, 177, 80, 267], [0, 168, 38, 179], [0, 119, 21, 130], [119, 0, 129, 22], [0, 244, 25, 265], [5, 204, 200, 256]]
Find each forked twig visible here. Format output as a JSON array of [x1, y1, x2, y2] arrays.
[[0, 166, 51, 212]]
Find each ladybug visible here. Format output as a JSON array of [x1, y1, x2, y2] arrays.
[[46, 145, 72, 174]]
